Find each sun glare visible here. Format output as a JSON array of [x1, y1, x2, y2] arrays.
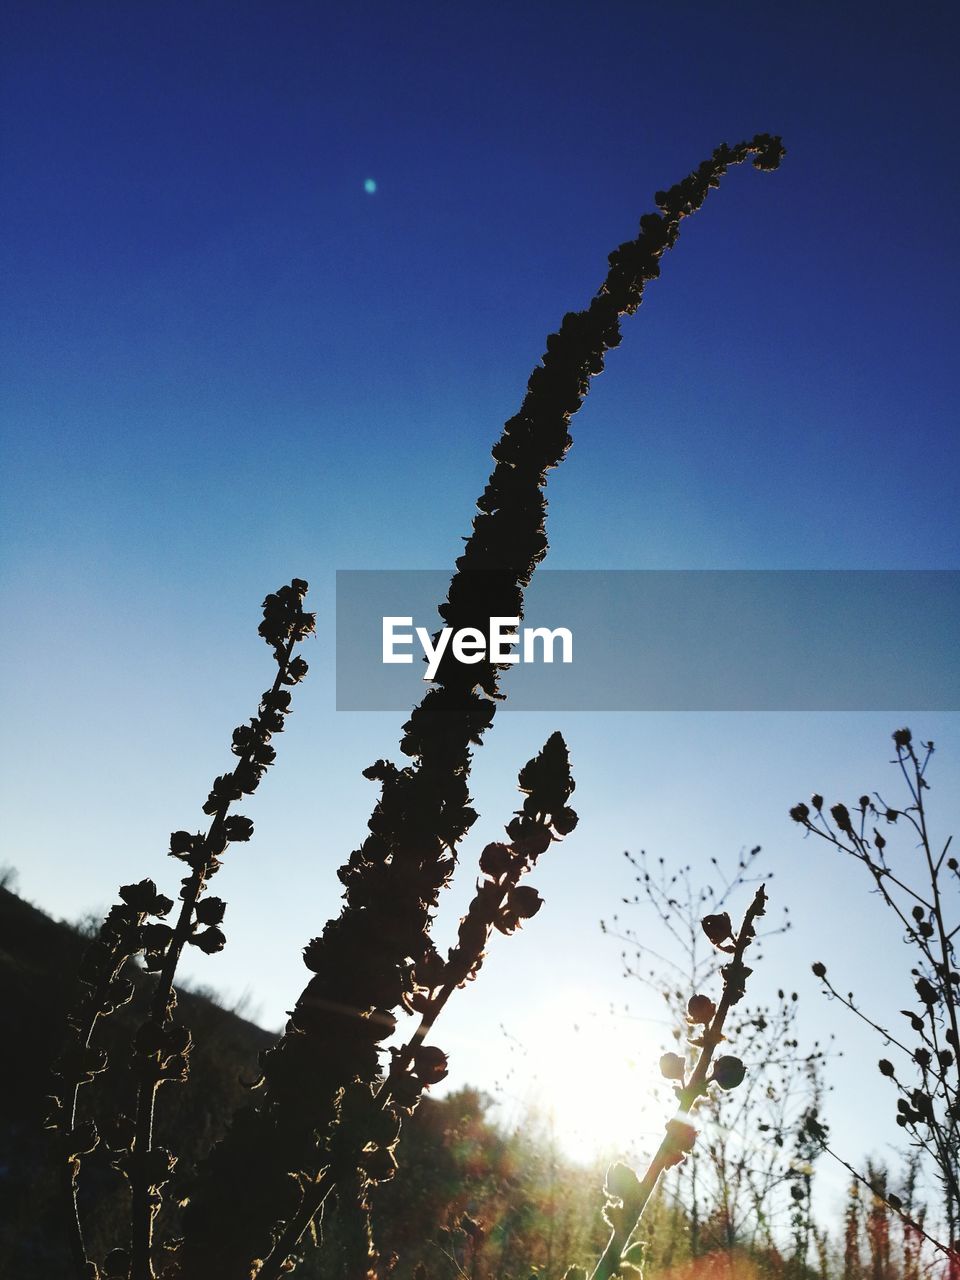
[[512, 990, 671, 1163]]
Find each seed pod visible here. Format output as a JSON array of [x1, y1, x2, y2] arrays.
[[507, 885, 543, 919], [687, 993, 716, 1024], [195, 896, 226, 926], [553, 806, 579, 835], [190, 925, 226, 955], [702, 912, 732, 946], [479, 842, 513, 879], [118, 879, 161, 913], [414, 1045, 449, 1085], [659, 1052, 685, 1081], [830, 803, 853, 834], [514, 825, 553, 859], [915, 977, 938, 1006], [664, 1118, 697, 1160], [712, 1055, 746, 1090], [223, 814, 254, 842], [605, 1161, 642, 1202]]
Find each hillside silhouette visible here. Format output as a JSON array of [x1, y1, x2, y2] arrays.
[[0, 885, 610, 1278], [1, 883, 275, 1274]]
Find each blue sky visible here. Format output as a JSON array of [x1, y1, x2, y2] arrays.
[[2, 0, 958, 1203]]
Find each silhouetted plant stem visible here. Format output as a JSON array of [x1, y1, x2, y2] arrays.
[[49, 581, 313, 1280], [256, 733, 578, 1280], [814, 1129, 956, 1265], [252, 974, 464, 1280], [129, 857, 206, 1280], [602, 845, 820, 1252], [791, 728, 959, 1262], [56, 897, 158, 1280], [180, 133, 784, 1280], [589, 885, 767, 1280], [259, 949, 499, 1273], [129, 631, 306, 1280], [909, 757, 960, 1072], [63, 1162, 95, 1280], [61, 970, 128, 1277]]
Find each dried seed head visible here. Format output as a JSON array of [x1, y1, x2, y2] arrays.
[[659, 1052, 685, 1081], [915, 976, 939, 1006], [702, 912, 733, 947], [479, 842, 513, 879], [195, 897, 226, 926], [413, 1045, 449, 1086], [830, 803, 853, 834], [605, 1161, 642, 1203], [507, 885, 543, 920], [712, 1055, 746, 1090], [687, 993, 716, 1025]]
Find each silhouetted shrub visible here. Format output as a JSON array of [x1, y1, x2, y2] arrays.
[[791, 729, 959, 1266]]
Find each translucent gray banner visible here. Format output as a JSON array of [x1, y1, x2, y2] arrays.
[[335, 570, 959, 711]]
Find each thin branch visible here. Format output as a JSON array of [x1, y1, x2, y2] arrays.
[[589, 885, 768, 1280]]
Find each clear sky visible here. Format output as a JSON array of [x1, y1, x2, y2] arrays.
[[2, 0, 958, 1211]]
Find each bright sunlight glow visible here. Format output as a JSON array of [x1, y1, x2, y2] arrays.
[[503, 989, 673, 1163]]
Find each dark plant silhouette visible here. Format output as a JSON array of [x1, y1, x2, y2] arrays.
[[790, 728, 959, 1270], [585, 885, 768, 1280], [603, 845, 830, 1256], [47, 134, 786, 1280], [9, 877, 944, 1279], [48, 581, 316, 1280], [179, 133, 784, 1280], [252, 731, 578, 1280], [786, 1101, 830, 1279]]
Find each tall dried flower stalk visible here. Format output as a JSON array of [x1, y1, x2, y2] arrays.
[[48, 581, 315, 1280], [177, 131, 784, 1280], [255, 731, 578, 1280], [48, 134, 786, 1280]]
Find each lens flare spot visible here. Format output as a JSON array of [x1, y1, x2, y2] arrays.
[[363, 178, 377, 195]]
